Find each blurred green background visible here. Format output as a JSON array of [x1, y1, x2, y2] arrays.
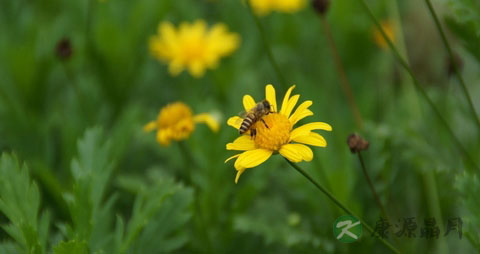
[[0, 0, 480, 253]]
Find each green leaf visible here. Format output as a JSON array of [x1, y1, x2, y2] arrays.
[[63, 127, 117, 251], [234, 196, 324, 248], [0, 153, 49, 254], [446, 0, 480, 61], [0, 242, 19, 254], [53, 240, 88, 254], [115, 171, 193, 254], [455, 172, 480, 249]]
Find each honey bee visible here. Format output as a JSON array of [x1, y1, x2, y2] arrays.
[[239, 100, 272, 139]]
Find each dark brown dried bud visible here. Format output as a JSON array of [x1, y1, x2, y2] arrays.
[[312, 0, 330, 15], [446, 53, 463, 77], [56, 38, 73, 61], [347, 134, 369, 153]]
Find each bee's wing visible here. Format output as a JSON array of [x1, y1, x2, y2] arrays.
[[235, 111, 247, 125], [238, 110, 248, 118]]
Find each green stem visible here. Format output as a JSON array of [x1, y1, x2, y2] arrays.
[[246, 2, 288, 90], [357, 152, 388, 219], [177, 141, 214, 253], [286, 159, 401, 254], [357, 0, 479, 172], [424, 0, 480, 131], [422, 170, 448, 254], [177, 141, 198, 184]]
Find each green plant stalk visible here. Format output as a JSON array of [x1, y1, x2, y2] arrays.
[[320, 15, 363, 129], [246, 2, 288, 90], [286, 159, 401, 254], [177, 141, 214, 253], [424, 0, 480, 131], [422, 170, 448, 254], [357, 152, 388, 219], [357, 0, 479, 172]]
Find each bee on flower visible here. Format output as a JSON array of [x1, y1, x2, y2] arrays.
[[249, 0, 306, 16], [144, 102, 220, 146], [225, 84, 332, 183], [149, 20, 240, 78]]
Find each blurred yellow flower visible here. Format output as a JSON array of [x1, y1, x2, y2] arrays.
[[149, 20, 240, 78], [373, 20, 395, 49], [250, 0, 306, 16], [225, 84, 332, 183], [144, 102, 219, 146]]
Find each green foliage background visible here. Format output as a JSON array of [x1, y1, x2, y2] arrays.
[[0, 0, 479, 253]]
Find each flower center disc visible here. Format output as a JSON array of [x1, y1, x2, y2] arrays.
[[157, 102, 195, 139], [253, 113, 291, 151]]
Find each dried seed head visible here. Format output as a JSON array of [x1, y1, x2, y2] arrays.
[[312, 0, 330, 15], [56, 38, 73, 61], [347, 134, 369, 153]]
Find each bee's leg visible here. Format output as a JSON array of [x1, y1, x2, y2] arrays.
[[260, 118, 269, 129], [250, 129, 257, 140]]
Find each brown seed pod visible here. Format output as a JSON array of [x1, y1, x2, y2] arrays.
[[347, 134, 369, 153]]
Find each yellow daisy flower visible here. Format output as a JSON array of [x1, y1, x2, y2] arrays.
[[225, 84, 332, 183], [249, 0, 306, 16], [373, 20, 395, 49], [149, 20, 240, 78], [144, 102, 219, 146]]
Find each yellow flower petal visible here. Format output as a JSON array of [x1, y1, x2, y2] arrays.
[[226, 135, 256, 151], [150, 20, 239, 78], [156, 129, 170, 146], [225, 153, 241, 163], [279, 143, 313, 162], [194, 113, 220, 132], [234, 148, 273, 170], [192, 20, 207, 36], [280, 85, 296, 115], [235, 168, 246, 184], [290, 122, 332, 140], [265, 84, 277, 112], [283, 94, 299, 118], [168, 60, 184, 76], [289, 100, 312, 125], [188, 61, 206, 78], [292, 132, 327, 147], [243, 95, 256, 112], [290, 109, 313, 126], [143, 121, 157, 132], [227, 116, 243, 129]]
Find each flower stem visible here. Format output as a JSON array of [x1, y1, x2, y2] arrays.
[[357, 152, 388, 219], [246, 2, 288, 90], [177, 141, 197, 184], [177, 141, 214, 252], [424, 0, 480, 131], [357, 0, 480, 172], [285, 159, 401, 254], [320, 16, 363, 129]]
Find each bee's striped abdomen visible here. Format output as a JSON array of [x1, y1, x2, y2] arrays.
[[239, 115, 255, 134]]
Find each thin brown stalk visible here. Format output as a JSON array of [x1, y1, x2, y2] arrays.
[[320, 16, 363, 129], [357, 152, 388, 219]]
